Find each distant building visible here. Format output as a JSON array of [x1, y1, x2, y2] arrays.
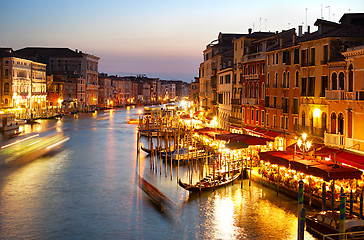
[[0, 48, 47, 118], [190, 77, 199, 104], [14, 47, 100, 110]]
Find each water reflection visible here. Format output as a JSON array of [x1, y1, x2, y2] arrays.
[[0, 108, 318, 239]]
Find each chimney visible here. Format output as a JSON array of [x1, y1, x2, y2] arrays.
[[75, 49, 78, 53], [298, 25, 303, 36], [248, 28, 252, 34], [307, 25, 310, 34], [280, 38, 283, 47]]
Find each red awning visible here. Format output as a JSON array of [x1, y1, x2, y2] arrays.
[[243, 126, 283, 140], [215, 133, 242, 141], [230, 134, 273, 145], [259, 151, 362, 181], [243, 126, 256, 131], [335, 151, 364, 170], [314, 146, 343, 157]]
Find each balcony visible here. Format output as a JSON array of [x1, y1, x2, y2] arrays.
[[325, 90, 345, 100], [294, 124, 324, 138], [324, 132, 344, 147], [356, 90, 364, 100], [243, 52, 265, 62], [245, 74, 260, 80], [231, 98, 241, 105], [229, 116, 242, 126], [242, 98, 259, 106]]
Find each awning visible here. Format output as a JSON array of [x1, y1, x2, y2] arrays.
[[259, 151, 363, 181], [335, 151, 364, 170], [243, 126, 283, 140], [215, 133, 242, 141], [314, 147, 364, 170], [314, 146, 343, 157], [230, 134, 273, 145], [225, 141, 249, 150]]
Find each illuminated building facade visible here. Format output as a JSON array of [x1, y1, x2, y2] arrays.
[[0, 49, 46, 117]]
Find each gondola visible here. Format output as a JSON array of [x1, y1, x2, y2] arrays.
[[178, 171, 241, 192], [137, 174, 175, 211], [141, 146, 152, 154]]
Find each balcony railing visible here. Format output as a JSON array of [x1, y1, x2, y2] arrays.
[[231, 98, 241, 105], [229, 116, 242, 125], [245, 74, 260, 80], [242, 98, 259, 105], [294, 124, 325, 138], [243, 52, 265, 62], [324, 133, 344, 147], [325, 90, 345, 100]]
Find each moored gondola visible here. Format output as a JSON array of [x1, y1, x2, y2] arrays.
[[178, 171, 241, 192]]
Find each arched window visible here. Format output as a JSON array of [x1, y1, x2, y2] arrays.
[[275, 72, 278, 87], [242, 84, 245, 98], [331, 72, 337, 90], [256, 83, 259, 99], [338, 113, 344, 135], [5, 69, 9, 76], [283, 72, 286, 88], [247, 84, 250, 98], [331, 113, 337, 134], [287, 72, 290, 88], [302, 111, 306, 126], [267, 73, 270, 87], [295, 71, 299, 87], [4, 82, 9, 92], [248, 65, 250, 75], [262, 83, 265, 99], [348, 64, 353, 92], [251, 84, 254, 98], [322, 112, 327, 133], [339, 72, 345, 90]]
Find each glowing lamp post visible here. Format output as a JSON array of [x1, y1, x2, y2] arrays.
[[297, 133, 311, 159]]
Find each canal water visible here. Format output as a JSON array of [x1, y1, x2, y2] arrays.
[[0, 107, 317, 240]]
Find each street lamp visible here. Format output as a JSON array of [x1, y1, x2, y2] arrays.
[[297, 133, 311, 159]]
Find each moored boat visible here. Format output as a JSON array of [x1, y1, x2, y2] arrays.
[[0, 114, 22, 132], [137, 174, 175, 211], [306, 211, 364, 239], [178, 171, 241, 192]]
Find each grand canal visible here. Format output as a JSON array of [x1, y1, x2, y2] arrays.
[[0, 107, 317, 239]]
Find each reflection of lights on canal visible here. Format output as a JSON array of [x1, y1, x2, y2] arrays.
[[214, 197, 236, 238]]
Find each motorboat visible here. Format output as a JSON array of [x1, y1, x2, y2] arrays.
[[306, 210, 364, 239]]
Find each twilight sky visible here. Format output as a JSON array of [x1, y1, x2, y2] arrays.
[[1, 0, 363, 82]]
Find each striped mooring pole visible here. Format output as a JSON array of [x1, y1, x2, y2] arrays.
[[360, 192, 363, 219], [297, 180, 304, 240], [299, 208, 306, 240], [339, 193, 346, 239], [322, 182, 326, 211]]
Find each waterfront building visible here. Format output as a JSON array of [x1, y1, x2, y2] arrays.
[[0, 48, 47, 118], [332, 44, 364, 152], [190, 77, 199, 105], [98, 74, 113, 108], [199, 33, 243, 116], [161, 82, 176, 101], [14, 47, 100, 110], [265, 29, 300, 147]]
